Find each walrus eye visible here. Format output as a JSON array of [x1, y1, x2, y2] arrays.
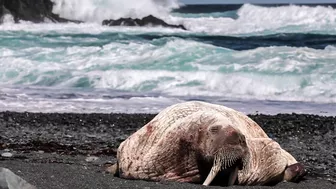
[[209, 125, 221, 134], [239, 134, 246, 144]]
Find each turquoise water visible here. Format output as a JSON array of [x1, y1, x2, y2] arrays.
[[0, 2, 335, 115]]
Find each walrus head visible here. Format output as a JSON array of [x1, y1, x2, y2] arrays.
[[200, 123, 250, 186]]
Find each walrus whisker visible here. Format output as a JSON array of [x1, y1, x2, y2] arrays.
[[202, 149, 246, 186]]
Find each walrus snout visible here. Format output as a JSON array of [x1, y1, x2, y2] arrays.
[[202, 151, 247, 186], [203, 125, 250, 186], [284, 162, 307, 182]]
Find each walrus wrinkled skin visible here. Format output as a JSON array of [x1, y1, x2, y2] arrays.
[[110, 101, 306, 186]]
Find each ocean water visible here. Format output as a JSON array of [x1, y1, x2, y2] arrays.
[[0, 1, 335, 115]]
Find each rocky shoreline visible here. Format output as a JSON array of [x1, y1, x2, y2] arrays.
[[0, 0, 80, 23], [0, 111, 335, 188], [0, 0, 187, 30]]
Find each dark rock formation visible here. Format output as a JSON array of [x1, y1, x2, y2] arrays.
[[102, 15, 187, 30], [0, 0, 80, 23]]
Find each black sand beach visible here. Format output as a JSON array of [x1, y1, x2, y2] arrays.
[[0, 112, 335, 189]]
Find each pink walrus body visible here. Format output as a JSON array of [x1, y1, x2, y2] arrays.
[[111, 101, 305, 186]]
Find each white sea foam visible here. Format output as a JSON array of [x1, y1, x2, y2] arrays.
[[0, 91, 180, 114], [0, 22, 187, 35], [1, 86, 335, 115]]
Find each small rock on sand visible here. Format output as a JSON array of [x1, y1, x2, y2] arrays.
[[0, 167, 36, 189], [1, 152, 13, 158], [85, 156, 99, 162]]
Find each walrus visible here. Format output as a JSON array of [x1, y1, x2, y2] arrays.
[[108, 101, 306, 186]]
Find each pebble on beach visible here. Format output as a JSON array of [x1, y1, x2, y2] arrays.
[[1, 152, 13, 158]]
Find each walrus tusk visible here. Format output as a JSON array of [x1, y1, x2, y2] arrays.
[[228, 165, 239, 186], [203, 164, 239, 186], [203, 165, 220, 186]]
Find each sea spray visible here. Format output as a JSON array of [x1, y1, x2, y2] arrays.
[[51, 0, 180, 22], [237, 4, 336, 31], [168, 4, 336, 35], [0, 14, 14, 24]]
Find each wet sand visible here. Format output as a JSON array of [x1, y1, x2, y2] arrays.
[[0, 112, 335, 188]]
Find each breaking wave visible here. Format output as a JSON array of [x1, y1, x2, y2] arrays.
[[0, 32, 335, 103], [51, 0, 180, 22]]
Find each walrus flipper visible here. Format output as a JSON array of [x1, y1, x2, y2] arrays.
[[105, 163, 119, 177]]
